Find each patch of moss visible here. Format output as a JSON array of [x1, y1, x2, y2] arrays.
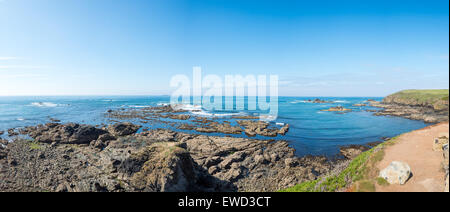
[[376, 177, 389, 186]]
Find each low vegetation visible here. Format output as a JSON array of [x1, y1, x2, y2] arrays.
[[280, 137, 399, 192], [29, 141, 42, 150], [384, 89, 449, 110]]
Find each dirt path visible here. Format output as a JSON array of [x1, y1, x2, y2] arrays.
[[375, 122, 449, 192]]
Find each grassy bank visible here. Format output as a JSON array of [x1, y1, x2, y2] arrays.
[[280, 137, 399, 192], [383, 89, 449, 110]]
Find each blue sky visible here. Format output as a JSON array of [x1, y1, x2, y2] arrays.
[[0, 0, 448, 96]]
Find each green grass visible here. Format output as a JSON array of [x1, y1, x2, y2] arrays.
[[29, 141, 42, 150], [280, 137, 400, 192], [376, 177, 389, 186], [386, 89, 449, 110], [357, 180, 376, 192]]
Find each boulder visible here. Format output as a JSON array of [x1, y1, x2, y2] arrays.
[[379, 161, 412, 185], [108, 122, 141, 136]]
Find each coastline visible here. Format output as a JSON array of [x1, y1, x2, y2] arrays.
[[0, 91, 448, 192]]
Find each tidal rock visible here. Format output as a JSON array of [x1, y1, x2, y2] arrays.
[[321, 106, 352, 112], [7, 129, 18, 136], [278, 124, 290, 136], [353, 104, 367, 107], [29, 123, 107, 144], [108, 122, 141, 136], [379, 161, 412, 185], [340, 145, 369, 159]]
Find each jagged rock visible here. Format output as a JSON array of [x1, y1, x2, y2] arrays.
[[321, 106, 352, 112], [278, 124, 290, 136], [0, 125, 336, 192], [7, 129, 18, 136], [284, 158, 298, 168], [28, 123, 107, 144], [379, 161, 412, 185], [0, 139, 8, 146], [129, 142, 198, 192], [433, 136, 449, 151], [108, 122, 141, 136], [340, 145, 369, 159]]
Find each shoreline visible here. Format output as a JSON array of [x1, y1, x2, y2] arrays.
[[1, 91, 448, 192]]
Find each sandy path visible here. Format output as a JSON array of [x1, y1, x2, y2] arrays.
[[375, 122, 448, 192]]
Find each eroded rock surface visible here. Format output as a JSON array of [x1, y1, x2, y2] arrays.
[[0, 123, 336, 192]]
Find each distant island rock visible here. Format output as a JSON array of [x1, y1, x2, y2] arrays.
[[321, 106, 352, 112]]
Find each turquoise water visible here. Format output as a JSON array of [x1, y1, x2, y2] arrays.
[[0, 96, 429, 156]]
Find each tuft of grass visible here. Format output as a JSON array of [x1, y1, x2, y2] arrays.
[[29, 141, 42, 150], [376, 177, 389, 186], [356, 180, 376, 192]]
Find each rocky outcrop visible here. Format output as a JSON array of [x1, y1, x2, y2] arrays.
[[237, 120, 286, 137], [371, 90, 449, 123], [321, 106, 352, 112], [108, 122, 141, 136], [195, 122, 243, 135], [339, 145, 369, 159], [379, 161, 412, 185], [128, 142, 206, 192], [22, 123, 108, 144], [0, 123, 335, 192]]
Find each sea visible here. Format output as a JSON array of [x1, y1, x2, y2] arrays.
[[0, 96, 429, 156]]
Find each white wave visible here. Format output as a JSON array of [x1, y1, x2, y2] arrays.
[[17, 118, 25, 121], [172, 104, 203, 111], [276, 122, 285, 126], [259, 114, 277, 122], [157, 103, 169, 106], [128, 105, 149, 108], [290, 100, 309, 104], [191, 110, 247, 117], [333, 100, 349, 103], [30, 102, 61, 107]]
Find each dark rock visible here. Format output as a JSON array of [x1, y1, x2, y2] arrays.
[[108, 122, 141, 136], [339, 145, 369, 159]]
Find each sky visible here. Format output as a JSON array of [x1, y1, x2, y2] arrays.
[[0, 0, 448, 96]]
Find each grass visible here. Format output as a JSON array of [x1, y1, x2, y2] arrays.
[[376, 177, 389, 186], [387, 89, 449, 110], [29, 141, 42, 150], [280, 137, 400, 192]]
